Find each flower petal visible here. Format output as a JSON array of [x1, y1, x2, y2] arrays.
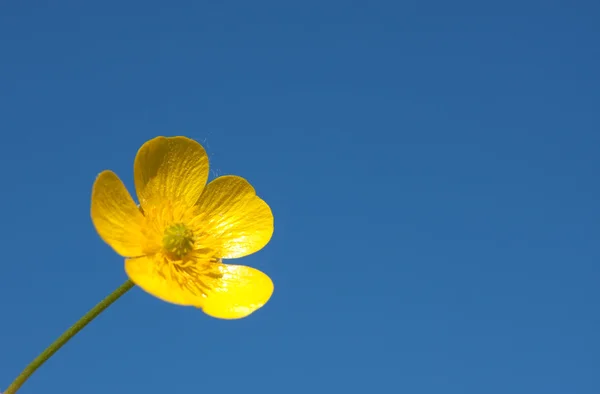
[[125, 256, 274, 319], [193, 176, 274, 259], [125, 254, 202, 306], [91, 171, 146, 257], [200, 264, 274, 319], [134, 136, 209, 210]]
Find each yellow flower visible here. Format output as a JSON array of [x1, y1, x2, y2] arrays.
[[90, 136, 274, 319]]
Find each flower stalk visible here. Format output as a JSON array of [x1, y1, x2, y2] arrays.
[[4, 280, 135, 394]]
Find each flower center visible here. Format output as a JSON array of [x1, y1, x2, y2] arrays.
[[162, 223, 195, 260]]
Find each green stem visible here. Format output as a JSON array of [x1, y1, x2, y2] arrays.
[[4, 279, 135, 394]]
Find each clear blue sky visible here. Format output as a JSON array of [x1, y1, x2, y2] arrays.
[[1, 1, 598, 393]]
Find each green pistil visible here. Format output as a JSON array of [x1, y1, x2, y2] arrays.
[[163, 223, 195, 259]]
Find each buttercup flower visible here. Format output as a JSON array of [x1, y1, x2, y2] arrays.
[[91, 136, 274, 319]]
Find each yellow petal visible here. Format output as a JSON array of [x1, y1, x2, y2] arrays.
[[91, 171, 146, 257], [201, 264, 274, 319], [125, 254, 201, 306], [134, 136, 209, 210], [125, 256, 274, 319], [193, 176, 274, 259]]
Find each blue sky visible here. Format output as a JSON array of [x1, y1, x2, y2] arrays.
[[1, 1, 598, 393]]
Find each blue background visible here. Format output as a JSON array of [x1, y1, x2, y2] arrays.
[[1, 1, 598, 393]]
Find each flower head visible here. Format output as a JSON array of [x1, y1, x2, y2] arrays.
[[91, 136, 274, 319]]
